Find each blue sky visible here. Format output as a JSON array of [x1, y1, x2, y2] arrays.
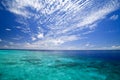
[[0, 0, 120, 50]]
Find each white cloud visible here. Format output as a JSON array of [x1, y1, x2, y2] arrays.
[[37, 33, 44, 39], [85, 43, 94, 47], [111, 45, 120, 49], [83, 30, 94, 35], [31, 37, 36, 41], [85, 43, 90, 47], [9, 8, 30, 18], [110, 15, 119, 20], [21, 35, 79, 49], [5, 28, 11, 31]]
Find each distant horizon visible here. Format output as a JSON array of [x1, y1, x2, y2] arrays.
[[0, 48, 120, 51]]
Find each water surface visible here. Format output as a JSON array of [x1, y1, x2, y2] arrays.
[[0, 50, 120, 80]]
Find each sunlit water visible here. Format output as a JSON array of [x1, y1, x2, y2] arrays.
[[0, 50, 120, 80]]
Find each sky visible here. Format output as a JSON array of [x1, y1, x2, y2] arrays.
[[0, 0, 120, 50]]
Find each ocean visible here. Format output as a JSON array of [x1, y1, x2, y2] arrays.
[[0, 50, 120, 80]]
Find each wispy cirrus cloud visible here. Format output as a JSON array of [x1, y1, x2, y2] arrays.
[[1, 0, 120, 49], [110, 14, 119, 20]]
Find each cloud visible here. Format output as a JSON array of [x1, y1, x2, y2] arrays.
[[95, 45, 120, 50], [111, 45, 120, 49], [5, 28, 11, 31], [85, 43, 94, 48], [85, 43, 90, 47], [0, 39, 2, 42], [110, 14, 119, 20], [19, 35, 79, 49], [3, 45, 9, 48], [83, 30, 94, 35], [37, 33, 44, 39], [15, 26, 21, 29], [31, 37, 36, 41], [1, 0, 120, 49]]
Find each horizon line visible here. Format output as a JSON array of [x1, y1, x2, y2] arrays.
[[0, 48, 120, 51]]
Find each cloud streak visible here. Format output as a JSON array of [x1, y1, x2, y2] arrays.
[[110, 14, 119, 20]]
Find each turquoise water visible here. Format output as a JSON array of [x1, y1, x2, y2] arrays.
[[0, 50, 120, 80]]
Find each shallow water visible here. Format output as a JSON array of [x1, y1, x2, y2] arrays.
[[0, 50, 120, 80]]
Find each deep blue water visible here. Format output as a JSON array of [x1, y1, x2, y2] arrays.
[[29, 50, 120, 61]]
